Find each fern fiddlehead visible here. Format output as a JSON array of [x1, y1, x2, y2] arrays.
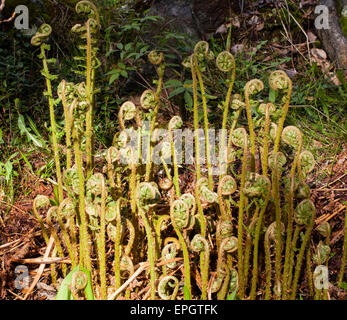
[[244, 79, 264, 171], [191, 234, 210, 300], [170, 199, 192, 298]]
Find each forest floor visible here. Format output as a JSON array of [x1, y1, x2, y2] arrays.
[[0, 0, 346, 300]]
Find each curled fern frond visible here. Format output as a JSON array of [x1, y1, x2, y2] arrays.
[[231, 127, 247, 148], [218, 175, 237, 219], [299, 150, 315, 175], [119, 101, 136, 130], [218, 175, 237, 196], [216, 51, 235, 72], [180, 193, 196, 216], [63, 167, 81, 195], [120, 255, 134, 275], [58, 198, 76, 219], [158, 177, 173, 191], [243, 173, 271, 199], [294, 181, 311, 199], [231, 95, 246, 110], [258, 102, 276, 115], [46, 206, 58, 227], [107, 146, 119, 164], [140, 89, 157, 110], [136, 182, 161, 210], [295, 199, 316, 226], [268, 151, 286, 171], [75, 0, 100, 25], [162, 242, 179, 270], [313, 241, 331, 265], [269, 70, 290, 91], [158, 276, 179, 300], [168, 116, 183, 131], [105, 201, 117, 222], [31, 24, 52, 46], [245, 79, 264, 96], [220, 236, 238, 254], [265, 221, 285, 243], [316, 221, 331, 238], [33, 195, 50, 210], [281, 126, 302, 149], [191, 234, 209, 253], [216, 219, 233, 245], [196, 178, 217, 203], [170, 199, 190, 230], [194, 41, 210, 61], [86, 173, 103, 197], [148, 50, 164, 65], [107, 222, 122, 242], [71, 270, 88, 291]]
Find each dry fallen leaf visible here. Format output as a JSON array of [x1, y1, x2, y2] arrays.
[[215, 24, 227, 34], [311, 48, 327, 60], [231, 16, 240, 28], [307, 31, 317, 43], [231, 44, 244, 55]]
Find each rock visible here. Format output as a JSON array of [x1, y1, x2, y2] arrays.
[[146, 0, 240, 46], [316, 0, 347, 80]]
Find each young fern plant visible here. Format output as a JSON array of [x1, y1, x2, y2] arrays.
[[193, 41, 214, 189], [71, 0, 101, 175], [31, 24, 63, 203]]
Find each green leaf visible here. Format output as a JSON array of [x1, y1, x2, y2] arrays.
[[165, 79, 182, 88], [183, 285, 191, 300], [0, 128, 4, 144], [184, 91, 193, 108], [55, 265, 94, 300], [226, 289, 238, 300], [269, 88, 277, 103], [19, 150, 33, 174], [18, 115, 44, 148], [339, 282, 347, 290], [120, 70, 128, 78], [109, 72, 120, 85], [169, 87, 185, 98]]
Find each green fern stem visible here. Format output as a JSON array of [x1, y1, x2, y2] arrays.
[[40, 46, 64, 203], [249, 199, 270, 299], [72, 124, 92, 272], [237, 132, 248, 299], [194, 55, 213, 189]]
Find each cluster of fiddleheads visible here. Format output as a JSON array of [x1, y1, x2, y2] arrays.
[[29, 1, 345, 301]]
